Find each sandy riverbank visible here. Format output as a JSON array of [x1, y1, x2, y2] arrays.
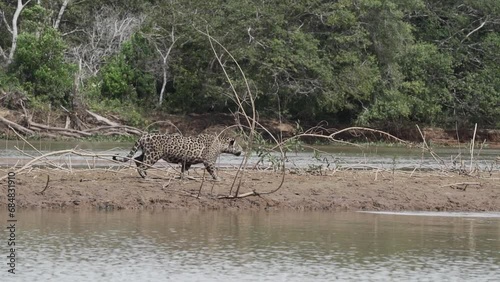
[[1, 167, 499, 212]]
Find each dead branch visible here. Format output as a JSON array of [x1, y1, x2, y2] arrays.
[[84, 125, 143, 135], [86, 110, 120, 126], [200, 29, 287, 199], [14, 146, 69, 171], [35, 175, 50, 195], [0, 147, 177, 181], [60, 105, 88, 131], [470, 123, 477, 173], [1, 117, 34, 135], [416, 124, 448, 168], [64, 116, 71, 129], [462, 17, 489, 43], [441, 182, 481, 191], [0, 149, 76, 181], [3, 109, 142, 138], [197, 169, 206, 198], [28, 120, 92, 137], [218, 190, 260, 199], [29, 126, 82, 138]]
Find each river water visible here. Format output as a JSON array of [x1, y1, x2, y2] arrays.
[[1, 139, 499, 170], [5, 210, 500, 281]]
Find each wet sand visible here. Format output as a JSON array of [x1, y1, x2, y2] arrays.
[[1, 167, 499, 212]]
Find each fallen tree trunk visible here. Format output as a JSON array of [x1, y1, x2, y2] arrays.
[[0, 115, 34, 135], [86, 110, 120, 126], [2, 109, 143, 138], [84, 125, 143, 135], [28, 120, 93, 137], [29, 126, 82, 138]]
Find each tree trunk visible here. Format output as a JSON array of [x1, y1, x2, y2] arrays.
[[159, 56, 167, 106], [156, 26, 177, 107], [7, 0, 28, 65], [53, 0, 70, 30]]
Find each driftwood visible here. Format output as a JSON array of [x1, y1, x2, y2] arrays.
[[28, 120, 93, 137], [218, 191, 260, 199], [86, 110, 120, 126], [61, 105, 87, 130], [64, 116, 71, 129], [0, 147, 173, 181], [1, 110, 143, 138], [84, 125, 143, 135], [0, 149, 77, 181], [441, 182, 481, 191], [0, 115, 34, 135]]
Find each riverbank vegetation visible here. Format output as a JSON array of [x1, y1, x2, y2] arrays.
[[1, 0, 499, 133]]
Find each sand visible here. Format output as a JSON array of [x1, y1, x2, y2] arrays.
[[1, 167, 499, 212]]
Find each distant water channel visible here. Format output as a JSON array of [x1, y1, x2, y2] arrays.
[[6, 210, 500, 281], [1, 139, 499, 170]]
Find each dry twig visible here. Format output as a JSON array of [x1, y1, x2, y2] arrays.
[[441, 182, 481, 191], [35, 175, 51, 195]]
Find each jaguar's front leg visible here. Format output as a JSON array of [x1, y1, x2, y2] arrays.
[[204, 162, 219, 180]]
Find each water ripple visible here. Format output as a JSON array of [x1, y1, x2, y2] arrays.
[[10, 210, 500, 281]]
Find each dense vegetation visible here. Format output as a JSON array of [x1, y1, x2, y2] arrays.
[[1, 0, 499, 129]]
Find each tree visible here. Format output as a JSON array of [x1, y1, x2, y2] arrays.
[[10, 27, 76, 106], [407, 0, 500, 127], [0, 0, 498, 129], [0, 0, 31, 66]]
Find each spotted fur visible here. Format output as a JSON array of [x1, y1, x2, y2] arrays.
[[113, 133, 242, 179]]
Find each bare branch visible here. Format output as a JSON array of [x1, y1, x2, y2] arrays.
[[461, 17, 489, 43], [67, 8, 144, 80], [154, 26, 178, 106], [0, 45, 7, 61], [0, 10, 13, 34], [61, 28, 83, 37]]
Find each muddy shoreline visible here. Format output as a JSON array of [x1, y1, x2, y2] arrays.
[[1, 168, 499, 212]]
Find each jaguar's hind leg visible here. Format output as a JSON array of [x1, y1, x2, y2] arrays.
[[133, 153, 144, 166], [136, 152, 161, 178], [181, 162, 191, 179], [181, 162, 192, 173], [133, 154, 147, 178], [177, 162, 195, 180]]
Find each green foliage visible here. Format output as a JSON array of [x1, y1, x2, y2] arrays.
[[358, 42, 454, 126], [0, 71, 27, 109], [9, 28, 76, 106], [0, 0, 499, 130], [100, 54, 136, 101], [100, 34, 156, 106], [89, 97, 146, 127], [20, 4, 49, 33]]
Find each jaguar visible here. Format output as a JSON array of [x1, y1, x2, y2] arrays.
[[112, 133, 243, 179]]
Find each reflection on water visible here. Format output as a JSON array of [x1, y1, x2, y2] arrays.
[[362, 211, 500, 218], [8, 210, 500, 281]]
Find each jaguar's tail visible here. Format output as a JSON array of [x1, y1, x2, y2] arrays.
[[112, 138, 142, 162]]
